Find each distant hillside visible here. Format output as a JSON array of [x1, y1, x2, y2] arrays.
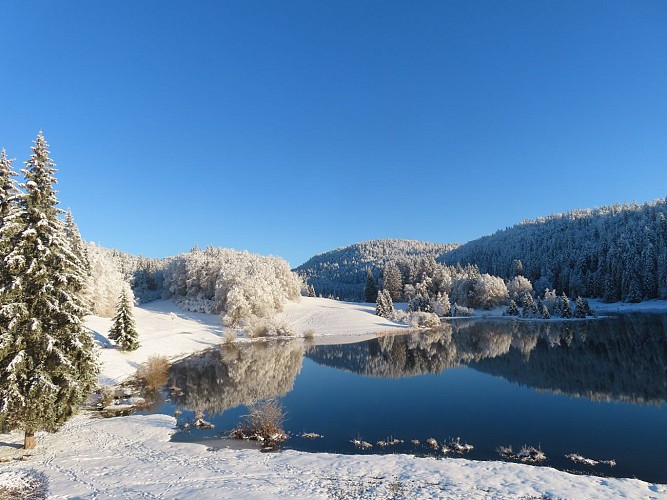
[[295, 239, 458, 301], [441, 198, 667, 302]]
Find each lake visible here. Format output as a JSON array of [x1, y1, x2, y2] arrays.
[[142, 313, 667, 484]]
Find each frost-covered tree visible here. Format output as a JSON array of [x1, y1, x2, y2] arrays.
[[363, 269, 378, 303], [431, 291, 451, 317], [0, 133, 98, 449], [0, 148, 19, 227], [0, 149, 20, 284], [85, 243, 133, 317], [109, 288, 139, 351], [64, 210, 89, 273], [560, 293, 572, 319], [375, 289, 394, 318], [506, 276, 533, 305], [382, 262, 403, 302], [504, 300, 519, 317]]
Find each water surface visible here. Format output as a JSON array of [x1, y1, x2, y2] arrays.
[[145, 314, 667, 484]]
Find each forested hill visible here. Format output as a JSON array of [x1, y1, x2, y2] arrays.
[[441, 198, 667, 302], [295, 239, 458, 301]]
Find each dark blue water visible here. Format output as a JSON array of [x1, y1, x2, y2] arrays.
[[142, 314, 667, 484]]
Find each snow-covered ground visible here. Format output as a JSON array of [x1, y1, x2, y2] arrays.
[[1, 297, 666, 499]]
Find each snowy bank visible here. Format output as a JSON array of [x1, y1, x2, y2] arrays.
[[1, 414, 665, 499]]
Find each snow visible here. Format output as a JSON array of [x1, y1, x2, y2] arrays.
[[0, 414, 664, 499], [1, 296, 665, 498]]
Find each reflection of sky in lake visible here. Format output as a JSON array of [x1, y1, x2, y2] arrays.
[[156, 314, 667, 484]]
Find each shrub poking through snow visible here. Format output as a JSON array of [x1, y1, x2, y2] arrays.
[[442, 437, 474, 454], [0, 469, 49, 499], [135, 355, 170, 391], [231, 399, 288, 446], [497, 444, 547, 463], [565, 453, 616, 467]]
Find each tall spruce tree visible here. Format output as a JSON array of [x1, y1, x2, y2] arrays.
[[0, 149, 20, 281], [0, 133, 98, 449], [363, 269, 378, 303], [109, 288, 139, 351]]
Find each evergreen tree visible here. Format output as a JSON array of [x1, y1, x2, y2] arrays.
[[109, 289, 139, 351], [537, 300, 550, 319], [375, 290, 388, 318], [382, 289, 394, 317], [0, 148, 19, 225], [521, 293, 538, 318], [0, 133, 98, 449], [560, 293, 572, 318], [307, 284, 316, 297], [0, 149, 20, 285], [504, 300, 519, 317], [64, 209, 89, 274], [382, 262, 403, 302], [363, 269, 378, 303], [574, 297, 587, 318]]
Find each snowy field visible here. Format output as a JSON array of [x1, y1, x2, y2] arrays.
[[1, 297, 666, 499]]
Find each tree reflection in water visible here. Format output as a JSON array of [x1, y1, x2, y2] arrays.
[[307, 314, 667, 405], [169, 340, 304, 416]]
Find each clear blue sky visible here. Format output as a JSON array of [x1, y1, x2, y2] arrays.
[[2, 1, 666, 267]]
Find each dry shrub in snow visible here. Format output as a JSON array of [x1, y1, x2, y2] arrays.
[[233, 399, 287, 443], [0, 469, 49, 499], [136, 355, 170, 391], [303, 329, 315, 340]]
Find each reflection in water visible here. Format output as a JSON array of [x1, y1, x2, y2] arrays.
[[169, 340, 304, 415], [306, 314, 667, 405]]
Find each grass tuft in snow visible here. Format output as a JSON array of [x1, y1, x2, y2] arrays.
[[135, 355, 170, 391]]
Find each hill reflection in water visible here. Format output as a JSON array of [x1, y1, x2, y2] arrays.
[[306, 314, 667, 405]]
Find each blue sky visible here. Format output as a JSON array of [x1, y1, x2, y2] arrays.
[[2, 1, 666, 267]]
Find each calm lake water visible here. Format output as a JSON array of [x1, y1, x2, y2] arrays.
[[142, 313, 667, 484]]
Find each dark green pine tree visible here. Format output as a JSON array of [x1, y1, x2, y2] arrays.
[[363, 269, 378, 303], [0, 133, 98, 449], [560, 293, 572, 318], [504, 300, 519, 317], [109, 289, 139, 351]]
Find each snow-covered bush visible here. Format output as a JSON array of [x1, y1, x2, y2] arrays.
[[162, 246, 302, 326], [246, 317, 297, 338], [407, 311, 441, 329], [0, 469, 49, 499], [506, 276, 533, 305], [471, 274, 509, 309]]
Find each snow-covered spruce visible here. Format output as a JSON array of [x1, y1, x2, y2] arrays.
[[109, 288, 140, 351], [0, 133, 98, 449]]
